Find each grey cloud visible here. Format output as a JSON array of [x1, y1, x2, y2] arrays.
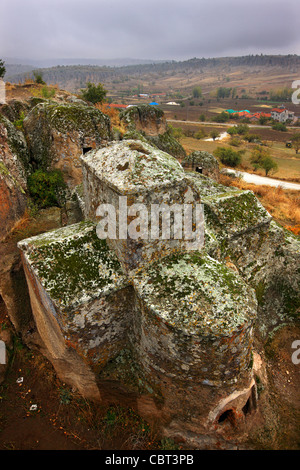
[[0, 0, 299, 61]]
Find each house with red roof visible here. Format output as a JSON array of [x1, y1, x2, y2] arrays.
[[271, 107, 295, 123]]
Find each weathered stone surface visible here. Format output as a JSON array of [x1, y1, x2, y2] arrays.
[[17, 139, 300, 446], [132, 251, 256, 386], [120, 104, 167, 136], [17, 221, 132, 395], [183, 151, 220, 180], [0, 114, 30, 174], [23, 101, 112, 187], [121, 105, 186, 159], [0, 118, 28, 241], [81, 140, 201, 273]]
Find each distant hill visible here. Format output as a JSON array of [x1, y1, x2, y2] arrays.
[[4, 54, 300, 95], [3, 57, 166, 82]]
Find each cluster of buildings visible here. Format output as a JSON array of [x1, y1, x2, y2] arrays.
[[226, 105, 297, 123]]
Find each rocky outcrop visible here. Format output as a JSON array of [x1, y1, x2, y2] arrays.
[[120, 104, 167, 136], [0, 117, 28, 241], [121, 105, 186, 159], [16, 139, 300, 447], [23, 101, 112, 188], [182, 150, 220, 180]]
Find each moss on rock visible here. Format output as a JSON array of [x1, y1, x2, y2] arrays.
[[133, 251, 257, 337], [18, 221, 128, 308]]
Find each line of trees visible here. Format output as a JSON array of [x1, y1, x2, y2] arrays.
[[0, 59, 5, 79]]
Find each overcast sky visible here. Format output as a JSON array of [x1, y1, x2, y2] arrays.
[[1, 0, 300, 63]]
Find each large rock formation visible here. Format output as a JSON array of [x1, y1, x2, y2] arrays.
[[120, 104, 167, 136], [120, 105, 186, 159], [23, 101, 112, 188], [0, 115, 28, 241], [17, 139, 299, 447], [182, 150, 220, 181]]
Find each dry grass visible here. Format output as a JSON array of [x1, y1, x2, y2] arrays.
[[219, 173, 300, 235], [95, 103, 127, 134]]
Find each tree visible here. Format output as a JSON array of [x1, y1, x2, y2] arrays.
[[80, 82, 107, 104], [250, 146, 278, 176], [192, 86, 202, 98], [212, 111, 229, 123], [33, 70, 46, 84], [210, 130, 220, 141], [291, 133, 300, 154], [260, 156, 278, 176], [0, 59, 5, 79], [214, 147, 242, 167]]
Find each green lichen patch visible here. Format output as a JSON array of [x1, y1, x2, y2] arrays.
[[0, 159, 26, 194], [146, 131, 186, 159], [81, 140, 185, 193], [203, 189, 271, 236], [0, 114, 31, 173], [18, 221, 128, 307], [133, 251, 257, 337], [185, 172, 234, 198], [119, 104, 164, 127], [43, 102, 111, 137]]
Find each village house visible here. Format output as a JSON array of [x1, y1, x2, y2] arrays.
[[271, 106, 295, 123]]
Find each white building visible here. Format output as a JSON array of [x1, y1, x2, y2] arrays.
[[271, 107, 295, 123]]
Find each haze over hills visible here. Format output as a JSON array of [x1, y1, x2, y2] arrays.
[[3, 57, 167, 79], [3, 54, 300, 96]]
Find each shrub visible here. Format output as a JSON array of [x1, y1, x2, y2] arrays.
[[33, 71, 46, 84], [13, 111, 25, 130], [229, 137, 241, 147], [272, 122, 287, 132], [244, 133, 261, 143], [27, 169, 67, 208], [41, 86, 56, 99], [80, 82, 107, 104], [214, 147, 242, 167], [212, 111, 229, 123]]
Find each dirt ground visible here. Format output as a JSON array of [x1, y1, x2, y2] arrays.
[[0, 326, 165, 451], [0, 320, 299, 451]]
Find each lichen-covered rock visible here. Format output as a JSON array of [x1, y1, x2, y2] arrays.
[[120, 104, 167, 136], [81, 140, 201, 273], [188, 172, 300, 337], [132, 251, 257, 386], [0, 114, 30, 174], [0, 118, 28, 241], [146, 130, 187, 159], [23, 102, 112, 187], [17, 221, 131, 397], [121, 105, 186, 159], [183, 151, 220, 180], [17, 139, 300, 445]]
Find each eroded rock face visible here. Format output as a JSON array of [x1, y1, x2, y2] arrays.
[[121, 105, 186, 159], [0, 117, 28, 241], [23, 102, 112, 188], [183, 151, 220, 181], [81, 140, 201, 273], [17, 140, 300, 446], [120, 104, 167, 136]]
